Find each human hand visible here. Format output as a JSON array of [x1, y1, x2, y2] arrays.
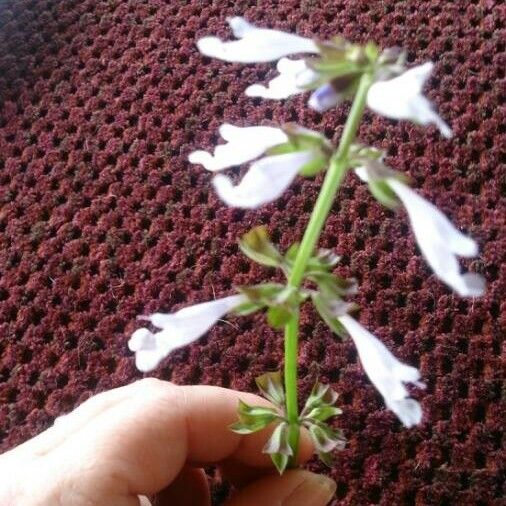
[[0, 379, 337, 505]]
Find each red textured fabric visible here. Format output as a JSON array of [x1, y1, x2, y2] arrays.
[[0, 1, 504, 504]]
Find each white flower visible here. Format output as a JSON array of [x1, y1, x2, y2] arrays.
[[387, 178, 485, 297], [213, 150, 315, 209], [188, 124, 288, 172], [367, 62, 452, 138], [246, 58, 318, 100], [197, 17, 319, 63], [189, 124, 327, 209], [128, 295, 245, 372], [338, 314, 424, 427], [245, 58, 341, 113], [355, 168, 485, 296]]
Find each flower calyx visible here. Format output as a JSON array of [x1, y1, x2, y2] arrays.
[[230, 371, 293, 474], [300, 381, 346, 466], [349, 144, 408, 209], [268, 123, 334, 177]]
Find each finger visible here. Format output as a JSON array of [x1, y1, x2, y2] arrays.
[[219, 427, 313, 489], [68, 380, 313, 496], [10, 380, 151, 457], [155, 467, 210, 506], [225, 470, 336, 506]]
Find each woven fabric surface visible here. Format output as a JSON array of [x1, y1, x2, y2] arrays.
[[0, 1, 504, 504]]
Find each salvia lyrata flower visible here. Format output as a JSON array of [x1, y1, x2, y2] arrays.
[[355, 166, 485, 297], [128, 295, 245, 372], [189, 124, 331, 208], [366, 62, 452, 138], [196, 17, 452, 137], [338, 314, 424, 427], [197, 16, 319, 63]]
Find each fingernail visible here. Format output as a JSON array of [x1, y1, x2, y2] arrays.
[[284, 471, 337, 506]]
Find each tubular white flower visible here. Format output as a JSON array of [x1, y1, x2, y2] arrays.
[[246, 58, 314, 99], [188, 125, 288, 172], [387, 179, 485, 296], [213, 151, 314, 209], [367, 62, 453, 138], [197, 17, 319, 63], [128, 295, 246, 372], [338, 314, 424, 428]]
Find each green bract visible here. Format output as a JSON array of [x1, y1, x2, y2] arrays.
[[239, 226, 283, 267], [300, 382, 346, 466], [229, 399, 282, 435]]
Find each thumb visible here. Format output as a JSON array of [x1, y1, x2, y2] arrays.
[[225, 470, 336, 506]]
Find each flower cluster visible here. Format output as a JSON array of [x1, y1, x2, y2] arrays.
[[189, 124, 332, 208], [197, 17, 452, 137], [128, 16, 485, 473]]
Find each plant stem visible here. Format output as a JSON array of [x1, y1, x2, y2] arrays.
[[283, 72, 374, 465]]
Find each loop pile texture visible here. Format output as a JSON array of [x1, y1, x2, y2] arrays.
[[0, 1, 504, 504]]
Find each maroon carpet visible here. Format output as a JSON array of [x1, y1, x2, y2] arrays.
[[0, 1, 504, 504]]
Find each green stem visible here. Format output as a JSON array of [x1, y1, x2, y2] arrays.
[[283, 72, 374, 466], [284, 308, 300, 459]]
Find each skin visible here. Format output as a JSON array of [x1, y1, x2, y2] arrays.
[[0, 379, 337, 505]]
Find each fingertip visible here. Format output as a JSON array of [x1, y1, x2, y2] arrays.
[[225, 470, 336, 506]]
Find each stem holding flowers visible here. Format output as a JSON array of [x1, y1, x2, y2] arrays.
[[283, 72, 373, 465], [128, 16, 485, 475]]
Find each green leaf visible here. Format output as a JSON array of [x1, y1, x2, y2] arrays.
[[230, 400, 281, 434], [233, 301, 264, 316], [315, 38, 348, 60], [255, 371, 285, 407], [284, 242, 300, 263], [263, 422, 293, 456], [311, 293, 351, 339], [267, 305, 293, 328], [317, 451, 334, 467], [308, 272, 358, 298], [266, 143, 297, 156], [239, 226, 283, 267], [282, 124, 333, 151], [305, 405, 343, 422], [230, 420, 273, 434], [298, 154, 327, 177], [302, 382, 340, 417], [368, 179, 400, 209], [364, 41, 380, 63], [270, 452, 290, 475], [237, 283, 286, 305], [308, 423, 346, 454]]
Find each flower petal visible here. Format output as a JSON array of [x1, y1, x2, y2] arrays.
[[367, 62, 452, 138], [246, 58, 310, 99], [196, 17, 319, 63], [141, 294, 245, 333], [338, 315, 423, 427], [188, 125, 288, 171], [386, 398, 422, 428], [388, 179, 484, 296], [212, 151, 314, 208], [128, 328, 169, 372], [131, 295, 246, 372], [308, 84, 341, 112]]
